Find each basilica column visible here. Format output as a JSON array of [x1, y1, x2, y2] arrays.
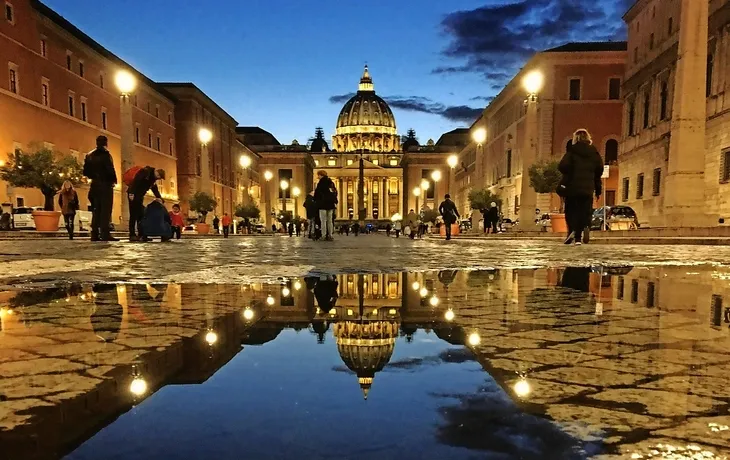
[[368, 178, 374, 219], [382, 178, 388, 219], [338, 178, 344, 219], [398, 178, 404, 216]]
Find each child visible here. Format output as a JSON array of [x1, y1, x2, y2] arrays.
[[169, 204, 184, 240]]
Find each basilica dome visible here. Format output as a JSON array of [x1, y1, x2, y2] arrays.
[[333, 66, 400, 152]]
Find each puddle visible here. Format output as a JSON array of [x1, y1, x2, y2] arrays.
[[1, 267, 730, 459]]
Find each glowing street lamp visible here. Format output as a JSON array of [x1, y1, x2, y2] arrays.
[[517, 69, 544, 231], [280, 180, 289, 214], [431, 170, 442, 183], [264, 170, 273, 181], [522, 69, 544, 97], [115, 69, 137, 231], [472, 127, 486, 145], [420, 179, 430, 191], [447, 155, 459, 169], [266, 295, 275, 305], [198, 128, 213, 146], [263, 170, 274, 229], [114, 70, 136, 95], [292, 186, 301, 219], [239, 155, 252, 169]]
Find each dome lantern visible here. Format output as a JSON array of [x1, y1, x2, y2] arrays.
[[358, 65, 374, 92]]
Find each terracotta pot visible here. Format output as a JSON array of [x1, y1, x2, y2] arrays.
[[439, 223, 460, 237], [32, 210, 62, 232], [550, 213, 568, 233], [196, 223, 210, 235]]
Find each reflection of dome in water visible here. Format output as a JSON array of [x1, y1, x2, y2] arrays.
[[334, 320, 398, 400]]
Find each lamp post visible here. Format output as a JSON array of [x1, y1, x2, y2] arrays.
[[198, 126, 212, 196], [471, 128, 487, 232], [413, 186, 421, 214], [264, 170, 273, 229], [517, 69, 544, 232], [280, 179, 289, 215], [292, 186, 301, 219], [431, 170, 442, 201], [115, 70, 136, 230], [239, 154, 252, 204], [447, 154, 458, 211]]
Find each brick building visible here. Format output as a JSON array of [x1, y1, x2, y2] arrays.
[[620, 0, 730, 227], [0, 0, 178, 223], [455, 42, 626, 221]]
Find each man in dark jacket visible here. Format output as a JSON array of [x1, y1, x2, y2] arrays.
[[314, 170, 337, 241], [439, 194, 460, 240], [559, 129, 603, 245], [304, 191, 318, 239], [83, 135, 117, 241], [128, 166, 165, 241]]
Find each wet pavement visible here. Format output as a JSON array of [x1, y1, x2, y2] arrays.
[[1, 264, 730, 459]]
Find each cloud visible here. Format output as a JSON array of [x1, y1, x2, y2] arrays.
[[328, 93, 483, 125], [435, 0, 629, 89], [469, 95, 494, 102]]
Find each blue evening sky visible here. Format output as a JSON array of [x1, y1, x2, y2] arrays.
[[42, 0, 628, 145]]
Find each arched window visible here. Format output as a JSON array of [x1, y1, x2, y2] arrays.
[[605, 139, 619, 165]]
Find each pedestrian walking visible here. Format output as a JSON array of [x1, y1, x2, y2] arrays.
[[288, 221, 294, 237], [486, 202, 499, 234], [438, 194, 460, 241], [314, 170, 337, 241], [394, 220, 402, 238], [385, 223, 392, 237], [222, 213, 232, 238], [212, 215, 220, 234], [126, 166, 165, 242], [304, 191, 318, 239], [352, 222, 360, 236], [296, 221, 302, 237], [58, 180, 79, 240], [406, 209, 418, 240], [559, 128, 603, 245], [83, 135, 117, 241], [169, 204, 184, 240]]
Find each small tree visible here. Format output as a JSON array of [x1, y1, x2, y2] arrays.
[[528, 160, 561, 194], [189, 191, 217, 223], [422, 209, 439, 224], [468, 188, 502, 211], [235, 202, 261, 221], [0, 148, 83, 211]]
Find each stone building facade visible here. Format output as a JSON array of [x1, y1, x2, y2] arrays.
[[621, 0, 730, 227], [455, 42, 626, 221], [0, 0, 178, 223]]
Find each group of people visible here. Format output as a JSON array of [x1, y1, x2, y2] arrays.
[[302, 170, 338, 241]]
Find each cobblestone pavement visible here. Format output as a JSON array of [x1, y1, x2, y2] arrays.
[[2, 267, 730, 458], [2, 235, 730, 286]]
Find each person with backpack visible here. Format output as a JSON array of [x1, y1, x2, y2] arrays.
[[83, 135, 117, 241], [304, 191, 318, 239], [314, 170, 337, 241], [439, 194, 460, 241], [58, 180, 79, 240], [126, 166, 165, 242]]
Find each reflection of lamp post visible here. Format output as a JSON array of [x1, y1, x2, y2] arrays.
[[517, 69, 544, 231], [115, 70, 136, 229], [471, 127, 487, 231], [280, 179, 289, 215], [264, 170, 273, 229], [292, 186, 301, 219]]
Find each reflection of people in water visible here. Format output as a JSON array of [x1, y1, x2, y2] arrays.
[[314, 275, 339, 312], [90, 284, 123, 342], [311, 320, 330, 344], [128, 283, 165, 320], [438, 270, 458, 287], [560, 267, 590, 292]]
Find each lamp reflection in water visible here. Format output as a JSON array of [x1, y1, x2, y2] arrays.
[[467, 332, 481, 346], [419, 287, 428, 297], [429, 296, 439, 307], [294, 281, 302, 291], [282, 287, 291, 297], [266, 295, 275, 306], [513, 377, 531, 398], [411, 282, 420, 291], [129, 377, 147, 397], [444, 309, 455, 322], [243, 308, 255, 321], [205, 330, 218, 345]]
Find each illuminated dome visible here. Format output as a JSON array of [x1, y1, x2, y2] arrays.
[[334, 320, 398, 399], [333, 66, 400, 152]]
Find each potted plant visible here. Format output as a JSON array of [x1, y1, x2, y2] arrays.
[[528, 160, 566, 232], [188, 191, 217, 234], [468, 188, 502, 233], [0, 148, 82, 232], [234, 202, 260, 233]]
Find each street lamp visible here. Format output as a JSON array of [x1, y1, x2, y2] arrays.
[[263, 170, 273, 229], [198, 128, 213, 223], [239, 155, 251, 169], [239, 154, 252, 207], [292, 186, 301, 219], [517, 69, 544, 231], [470, 128, 487, 232], [280, 179, 289, 215], [413, 186, 421, 213], [198, 128, 212, 145], [472, 127, 486, 145], [431, 170, 442, 183], [447, 154, 459, 203], [115, 70, 136, 231], [447, 155, 459, 169]]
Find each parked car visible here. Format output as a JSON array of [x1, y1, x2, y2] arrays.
[[591, 206, 640, 231], [12, 207, 44, 229]]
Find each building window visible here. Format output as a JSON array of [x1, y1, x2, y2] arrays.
[[327, 159, 336, 166], [40, 39, 47, 57], [633, 47, 638, 63], [100, 73, 105, 89], [506, 149, 512, 177], [720, 149, 730, 183], [606, 190, 616, 206], [314, 160, 319, 166], [41, 80, 49, 106], [146, 101, 150, 113], [617, 276, 625, 299], [659, 81, 668, 120], [101, 109, 107, 130], [66, 52, 72, 71], [649, 33, 655, 50], [135, 126, 140, 143], [628, 100, 636, 135], [372, 159, 379, 165], [15, 196, 24, 207], [5, 1, 14, 23], [622, 177, 630, 201], [155, 105, 160, 118], [631, 280, 639, 303], [652, 168, 661, 196], [347, 159, 353, 165], [608, 78, 621, 100], [80, 98, 87, 121], [68, 93, 74, 116], [668, 17, 673, 36], [169, 139, 173, 155], [148, 132, 152, 148], [8, 66, 17, 94], [79, 61, 84, 78], [646, 282, 656, 308], [569, 78, 581, 100], [636, 173, 644, 199], [155, 135, 161, 151], [707, 53, 714, 97], [643, 91, 651, 128], [390, 159, 398, 166], [167, 112, 172, 124], [605, 139, 618, 165]]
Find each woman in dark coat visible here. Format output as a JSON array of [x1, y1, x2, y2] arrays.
[[58, 181, 79, 239], [559, 129, 603, 245]]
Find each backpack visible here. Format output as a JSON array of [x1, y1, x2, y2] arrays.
[[123, 166, 142, 187]]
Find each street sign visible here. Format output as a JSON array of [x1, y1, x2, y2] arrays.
[[601, 165, 610, 179]]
